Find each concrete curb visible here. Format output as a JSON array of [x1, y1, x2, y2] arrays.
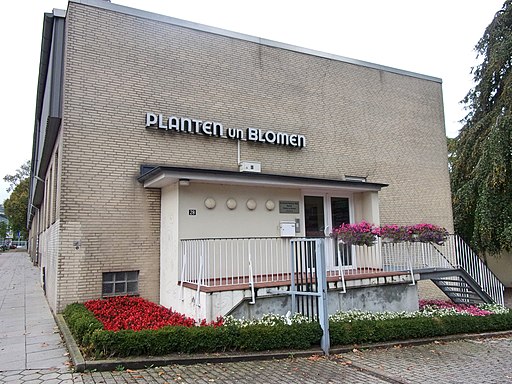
[[55, 314, 86, 372], [54, 315, 512, 373]]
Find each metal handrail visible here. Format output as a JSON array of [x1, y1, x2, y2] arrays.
[[450, 235, 504, 305], [410, 234, 504, 305]]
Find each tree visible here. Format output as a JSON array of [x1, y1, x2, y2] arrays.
[[0, 221, 8, 240], [451, 0, 512, 256], [3, 178, 29, 240], [446, 137, 457, 173], [3, 160, 31, 240], [3, 160, 30, 192]]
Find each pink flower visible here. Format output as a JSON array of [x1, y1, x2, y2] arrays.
[[419, 299, 492, 316]]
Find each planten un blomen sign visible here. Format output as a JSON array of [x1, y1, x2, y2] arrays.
[[145, 112, 307, 148]]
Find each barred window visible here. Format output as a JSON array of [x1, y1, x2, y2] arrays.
[[102, 271, 139, 297]]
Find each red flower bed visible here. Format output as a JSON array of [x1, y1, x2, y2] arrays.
[[84, 296, 223, 331]]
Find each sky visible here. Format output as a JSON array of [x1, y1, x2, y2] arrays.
[[0, 0, 505, 203]]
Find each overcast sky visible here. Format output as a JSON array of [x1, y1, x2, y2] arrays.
[[0, 0, 504, 203]]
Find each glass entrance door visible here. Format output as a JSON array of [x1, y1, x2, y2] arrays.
[[304, 196, 325, 237], [304, 194, 352, 268], [330, 197, 352, 268]]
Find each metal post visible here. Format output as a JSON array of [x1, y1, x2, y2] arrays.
[[316, 238, 330, 355], [336, 239, 346, 294], [290, 240, 296, 315], [248, 244, 256, 304], [196, 241, 204, 308], [180, 244, 187, 301]]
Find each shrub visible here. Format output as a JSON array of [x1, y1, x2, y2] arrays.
[[62, 303, 103, 346], [63, 303, 321, 358], [238, 323, 322, 351], [63, 298, 512, 358], [87, 321, 320, 357], [329, 313, 512, 346]]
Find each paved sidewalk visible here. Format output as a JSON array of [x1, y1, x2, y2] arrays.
[[0, 251, 71, 372]]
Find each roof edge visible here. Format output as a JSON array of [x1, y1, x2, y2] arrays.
[[138, 165, 388, 190]]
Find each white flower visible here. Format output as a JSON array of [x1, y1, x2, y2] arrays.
[[285, 311, 292, 325]]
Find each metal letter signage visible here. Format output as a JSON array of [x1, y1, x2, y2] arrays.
[[145, 112, 306, 148]]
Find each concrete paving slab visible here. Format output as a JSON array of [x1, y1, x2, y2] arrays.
[[0, 335, 25, 347], [0, 252, 71, 372], [0, 360, 27, 371], [0, 342, 25, 355], [26, 316, 56, 324], [0, 322, 25, 331], [26, 334, 63, 347], [26, 340, 65, 353], [0, 329, 30, 338], [27, 347, 69, 363], [0, 351, 25, 365], [26, 326, 58, 336]]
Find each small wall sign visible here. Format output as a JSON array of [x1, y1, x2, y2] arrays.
[[279, 201, 300, 214], [188, 209, 197, 216]]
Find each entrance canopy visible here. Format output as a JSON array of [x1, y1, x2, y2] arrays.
[[138, 165, 388, 192]]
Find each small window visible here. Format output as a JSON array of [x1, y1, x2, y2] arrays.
[[102, 271, 139, 297]]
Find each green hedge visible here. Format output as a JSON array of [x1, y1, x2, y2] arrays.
[[63, 303, 322, 358], [329, 313, 512, 346], [62, 303, 103, 346], [89, 322, 322, 357], [63, 303, 512, 358]]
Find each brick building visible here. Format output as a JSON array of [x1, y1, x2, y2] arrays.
[[29, 0, 461, 319]]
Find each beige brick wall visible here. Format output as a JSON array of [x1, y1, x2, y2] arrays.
[[417, 280, 450, 301], [52, 3, 453, 310], [39, 220, 60, 311]]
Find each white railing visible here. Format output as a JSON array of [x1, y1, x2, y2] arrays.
[[180, 237, 293, 306], [180, 237, 292, 288], [180, 237, 412, 289], [179, 234, 504, 305], [332, 239, 415, 292], [381, 241, 455, 271]]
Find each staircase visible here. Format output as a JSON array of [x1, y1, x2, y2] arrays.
[[419, 269, 494, 304], [414, 235, 504, 305]]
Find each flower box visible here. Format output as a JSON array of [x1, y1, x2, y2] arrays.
[[331, 221, 379, 247], [332, 222, 449, 246]]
